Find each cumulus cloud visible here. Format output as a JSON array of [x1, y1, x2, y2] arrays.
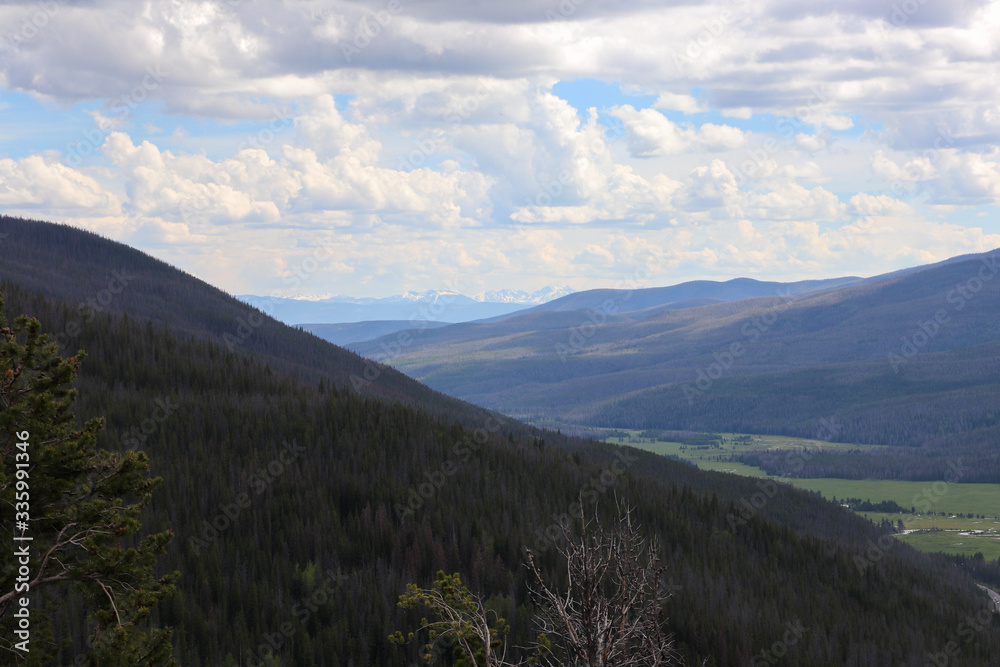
[[778, 161, 830, 183], [795, 133, 827, 153], [869, 148, 1000, 205], [654, 92, 704, 114], [101, 133, 287, 224], [95, 126, 496, 232], [929, 150, 1000, 205], [610, 106, 747, 157], [0, 155, 120, 212], [0, 0, 999, 295]]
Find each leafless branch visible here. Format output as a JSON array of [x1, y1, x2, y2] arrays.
[[524, 497, 683, 667]]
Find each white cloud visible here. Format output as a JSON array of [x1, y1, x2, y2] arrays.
[[795, 133, 827, 153], [869, 148, 1000, 205], [91, 107, 501, 231], [822, 114, 854, 131], [778, 161, 830, 183], [297, 94, 381, 164], [721, 107, 753, 119], [611, 106, 746, 157], [654, 92, 704, 114], [746, 182, 845, 223], [1, 0, 999, 296], [930, 150, 1000, 205], [0, 155, 120, 212], [870, 149, 912, 182], [698, 123, 747, 151], [849, 193, 913, 218]]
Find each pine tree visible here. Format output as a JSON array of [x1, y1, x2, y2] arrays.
[[390, 570, 513, 666], [0, 295, 178, 665]]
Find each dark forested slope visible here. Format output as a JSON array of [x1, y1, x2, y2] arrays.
[[0, 215, 507, 426]]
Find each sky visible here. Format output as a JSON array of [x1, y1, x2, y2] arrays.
[[2, 0, 1000, 299]]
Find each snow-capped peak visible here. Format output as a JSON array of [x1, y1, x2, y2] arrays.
[[474, 286, 575, 304], [261, 286, 574, 306], [389, 290, 475, 305]]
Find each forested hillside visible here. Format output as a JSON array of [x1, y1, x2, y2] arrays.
[[1, 216, 998, 665], [0, 215, 512, 427]]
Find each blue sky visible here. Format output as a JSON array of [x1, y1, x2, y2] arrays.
[[2, 0, 1000, 298]]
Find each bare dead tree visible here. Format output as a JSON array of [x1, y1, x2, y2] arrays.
[[524, 498, 683, 667], [393, 498, 689, 666]]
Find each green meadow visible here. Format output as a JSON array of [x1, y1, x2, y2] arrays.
[[608, 430, 1000, 559], [859, 512, 1000, 560]]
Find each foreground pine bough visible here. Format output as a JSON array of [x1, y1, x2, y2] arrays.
[[0, 297, 178, 665]]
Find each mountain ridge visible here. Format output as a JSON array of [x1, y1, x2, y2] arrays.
[[305, 275, 871, 346], [0, 215, 510, 428], [352, 247, 1000, 480]]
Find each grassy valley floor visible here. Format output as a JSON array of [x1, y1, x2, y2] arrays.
[[600, 430, 1000, 561]]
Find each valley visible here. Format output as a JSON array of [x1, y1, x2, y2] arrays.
[[353, 250, 1000, 485], [3, 216, 999, 665], [606, 429, 1000, 560]]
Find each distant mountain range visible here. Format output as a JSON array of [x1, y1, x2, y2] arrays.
[[298, 278, 869, 346], [477, 275, 867, 322], [237, 286, 575, 327], [352, 250, 1000, 481], [475, 286, 575, 303]]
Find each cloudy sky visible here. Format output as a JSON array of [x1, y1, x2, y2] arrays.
[[2, 0, 1000, 298]]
